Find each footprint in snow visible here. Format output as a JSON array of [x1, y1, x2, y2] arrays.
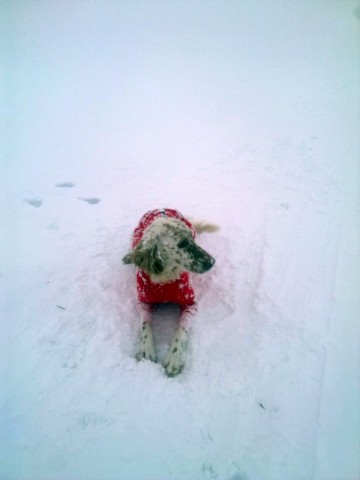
[[24, 198, 43, 207], [55, 182, 75, 188], [280, 202, 290, 210], [78, 197, 101, 205]]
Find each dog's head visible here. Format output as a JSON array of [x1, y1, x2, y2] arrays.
[[123, 217, 215, 283]]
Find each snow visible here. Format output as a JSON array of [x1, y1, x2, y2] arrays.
[[1, 1, 359, 479]]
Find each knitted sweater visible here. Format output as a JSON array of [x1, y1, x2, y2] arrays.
[[132, 209, 196, 309]]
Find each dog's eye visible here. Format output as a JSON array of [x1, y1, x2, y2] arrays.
[[178, 238, 189, 249]]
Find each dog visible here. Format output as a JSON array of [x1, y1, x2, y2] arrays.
[[123, 208, 218, 376]]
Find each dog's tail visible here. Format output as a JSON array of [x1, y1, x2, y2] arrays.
[[192, 221, 220, 234]]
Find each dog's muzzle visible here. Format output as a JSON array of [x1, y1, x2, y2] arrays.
[[201, 255, 215, 272], [189, 245, 216, 274]]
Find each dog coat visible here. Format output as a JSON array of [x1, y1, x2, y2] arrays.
[[132, 209, 196, 310]]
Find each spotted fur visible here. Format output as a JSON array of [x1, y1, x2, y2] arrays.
[[124, 216, 216, 283]]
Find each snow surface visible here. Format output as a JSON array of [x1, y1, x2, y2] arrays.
[[1, 1, 359, 479]]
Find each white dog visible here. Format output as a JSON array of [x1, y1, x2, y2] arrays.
[[123, 208, 218, 376]]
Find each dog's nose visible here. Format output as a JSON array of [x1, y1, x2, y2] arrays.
[[202, 256, 215, 272]]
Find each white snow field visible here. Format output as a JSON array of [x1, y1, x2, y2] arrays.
[[1, 1, 359, 479]]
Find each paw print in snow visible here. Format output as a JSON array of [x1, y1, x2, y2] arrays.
[[24, 198, 43, 207], [55, 182, 75, 188], [78, 197, 101, 205]]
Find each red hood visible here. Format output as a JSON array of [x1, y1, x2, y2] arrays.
[[132, 208, 196, 248]]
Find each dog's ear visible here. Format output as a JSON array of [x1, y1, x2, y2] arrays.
[[149, 244, 164, 274], [122, 253, 133, 265]]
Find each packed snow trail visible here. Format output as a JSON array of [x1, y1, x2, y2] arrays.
[[1, 1, 359, 480]]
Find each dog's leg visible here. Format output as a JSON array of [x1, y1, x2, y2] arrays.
[[136, 322, 156, 362], [163, 325, 189, 377], [163, 305, 196, 377], [135, 303, 157, 362]]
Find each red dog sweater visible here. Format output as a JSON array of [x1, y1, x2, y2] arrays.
[[132, 209, 196, 310]]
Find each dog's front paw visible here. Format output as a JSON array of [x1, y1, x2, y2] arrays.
[[164, 351, 185, 377], [163, 327, 188, 377], [136, 346, 157, 362], [136, 322, 157, 362]]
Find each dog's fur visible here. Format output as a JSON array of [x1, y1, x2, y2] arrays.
[[123, 210, 218, 376], [123, 217, 216, 283]]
